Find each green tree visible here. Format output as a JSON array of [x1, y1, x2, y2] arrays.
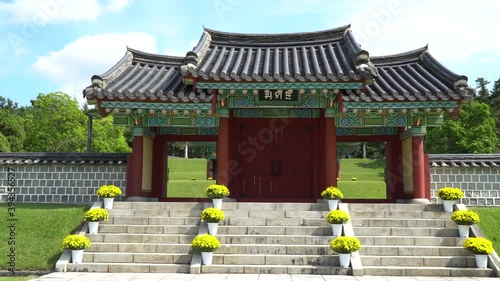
[[425, 100, 498, 153], [0, 109, 26, 151], [24, 92, 87, 152], [91, 116, 131, 153], [475, 78, 490, 104], [0, 132, 10, 152]]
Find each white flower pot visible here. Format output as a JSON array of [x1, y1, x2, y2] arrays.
[[457, 224, 470, 238], [207, 222, 218, 235], [103, 197, 114, 210], [338, 253, 351, 268], [212, 198, 223, 209], [201, 252, 214, 265], [331, 223, 343, 237], [442, 200, 455, 212], [328, 199, 339, 211], [475, 254, 488, 268], [88, 221, 99, 234], [71, 249, 84, 264]]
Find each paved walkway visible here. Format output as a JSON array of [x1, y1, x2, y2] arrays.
[[28, 273, 497, 281]]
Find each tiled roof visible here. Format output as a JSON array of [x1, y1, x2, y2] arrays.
[[83, 48, 212, 102], [342, 47, 475, 102], [429, 154, 500, 168], [84, 25, 474, 103], [0, 153, 128, 165], [181, 25, 377, 82]]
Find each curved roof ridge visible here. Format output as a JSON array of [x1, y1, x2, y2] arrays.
[[371, 46, 428, 65], [203, 24, 351, 44], [126, 47, 185, 64], [421, 51, 468, 85]]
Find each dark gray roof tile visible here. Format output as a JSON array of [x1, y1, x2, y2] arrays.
[[181, 25, 376, 83]]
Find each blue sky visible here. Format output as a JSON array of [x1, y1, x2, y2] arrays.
[[0, 0, 499, 106]]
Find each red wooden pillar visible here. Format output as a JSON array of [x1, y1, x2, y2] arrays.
[[412, 136, 426, 199], [151, 136, 168, 199], [216, 118, 230, 187], [385, 137, 404, 201], [126, 135, 144, 198], [324, 118, 337, 189]]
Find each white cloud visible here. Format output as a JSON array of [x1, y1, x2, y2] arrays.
[[0, 0, 132, 24], [32, 32, 157, 105], [348, 0, 500, 60]]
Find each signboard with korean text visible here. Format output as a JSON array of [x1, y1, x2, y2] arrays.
[[256, 89, 301, 106]]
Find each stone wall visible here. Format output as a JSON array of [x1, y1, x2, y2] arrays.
[[429, 154, 500, 206], [0, 153, 127, 204], [1, 153, 499, 206]]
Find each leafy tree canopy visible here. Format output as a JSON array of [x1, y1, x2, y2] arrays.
[[24, 92, 87, 152], [425, 100, 498, 153]]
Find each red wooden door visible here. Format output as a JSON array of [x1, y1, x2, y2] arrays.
[[233, 119, 314, 199]]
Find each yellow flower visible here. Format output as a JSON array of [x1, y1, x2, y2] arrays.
[[321, 186, 344, 200], [83, 208, 109, 222], [438, 187, 463, 200], [190, 234, 221, 252], [96, 185, 122, 198], [326, 210, 350, 224], [463, 237, 493, 255], [451, 210, 479, 225], [61, 235, 91, 250], [330, 236, 361, 254], [205, 184, 230, 199], [201, 208, 225, 223]]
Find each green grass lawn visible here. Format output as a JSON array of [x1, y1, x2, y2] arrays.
[[0, 203, 87, 271], [167, 157, 387, 199], [470, 207, 500, 253], [0, 276, 38, 281], [167, 158, 214, 197], [338, 158, 386, 199]]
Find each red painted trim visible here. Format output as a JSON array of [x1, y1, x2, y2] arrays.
[[151, 137, 167, 199], [385, 136, 404, 200], [217, 118, 230, 187], [337, 135, 396, 142], [325, 118, 337, 189], [412, 137, 426, 199], [127, 136, 144, 198], [423, 153, 431, 200]]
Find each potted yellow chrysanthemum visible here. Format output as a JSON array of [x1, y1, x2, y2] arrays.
[[83, 208, 109, 234], [61, 234, 91, 264], [190, 234, 221, 265], [96, 184, 122, 209]]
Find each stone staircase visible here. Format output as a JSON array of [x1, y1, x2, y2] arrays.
[[201, 202, 350, 274], [350, 203, 495, 277], [67, 202, 204, 273], [63, 201, 497, 277]]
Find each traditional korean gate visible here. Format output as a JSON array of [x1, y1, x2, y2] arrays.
[[232, 119, 315, 200]]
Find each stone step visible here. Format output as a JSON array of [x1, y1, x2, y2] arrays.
[[353, 226, 458, 237], [210, 254, 339, 266], [361, 255, 477, 267], [362, 266, 494, 277], [98, 224, 199, 235], [112, 202, 205, 210], [108, 209, 202, 217], [217, 225, 333, 235], [215, 244, 333, 255], [67, 262, 190, 273], [220, 217, 329, 226], [83, 252, 192, 264], [101, 216, 200, 225], [350, 211, 452, 219], [215, 202, 329, 212], [200, 264, 351, 275], [88, 242, 190, 253], [88, 233, 195, 244], [358, 236, 462, 246], [360, 245, 469, 256], [218, 234, 332, 245], [348, 204, 443, 212], [351, 218, 455, 228]]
